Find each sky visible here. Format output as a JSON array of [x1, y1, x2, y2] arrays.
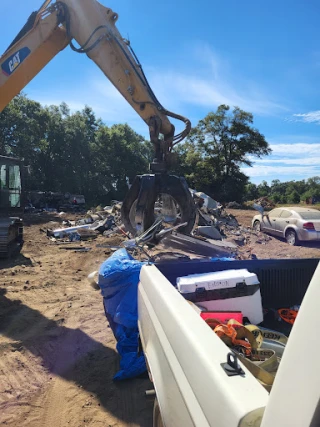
[[1, 0, 320, 184]]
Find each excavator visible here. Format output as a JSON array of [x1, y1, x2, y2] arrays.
[[0, 0, 196, 256]]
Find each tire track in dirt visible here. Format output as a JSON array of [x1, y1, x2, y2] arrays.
[[32, 378, 69, 427]]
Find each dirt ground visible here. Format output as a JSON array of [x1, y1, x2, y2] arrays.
[[0, 209, 319, 427], [0, 213, 153, 427]]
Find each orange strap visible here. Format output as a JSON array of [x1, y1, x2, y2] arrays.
[[205, 319, 252, 357], [278, 309, 297, 325], [204, 317, 288, 392]]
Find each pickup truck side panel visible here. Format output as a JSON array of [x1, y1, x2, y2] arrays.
[[138, 265, 268, 427], [261, 262, 320, 427]]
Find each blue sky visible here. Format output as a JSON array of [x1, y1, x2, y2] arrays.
[[1, 0, 320, 184]]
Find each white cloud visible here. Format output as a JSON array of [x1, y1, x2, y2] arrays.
[[243, 142, 320, 183], [291, 110, 320, 124], [146, 45, 286, 116], [270, 143, 320, 157], [28, 43, 285, 138], [268, 135, 320, 144], [243, 164, 320, 178], [247, 143, 320, 165], [253, 157, 320, 166], [162, 72, 284, 115]]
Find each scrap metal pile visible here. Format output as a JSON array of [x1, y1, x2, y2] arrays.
[[43, 205, 125, 250], [41, 190, 270, 259]]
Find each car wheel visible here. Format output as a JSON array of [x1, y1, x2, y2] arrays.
[[285, 229, 298, 246], [153, 398, 164, 427], [253, 220, 261, 232]]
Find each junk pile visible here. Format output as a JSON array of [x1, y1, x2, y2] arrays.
[[44, 188, 271, 258], [191, 191, 265, 252], [45, 211, 117, 242], [99, 201, 123, 226], [192, 191, 238, 239], [43, 191, 240, 257], [254, 197, 275, 210]]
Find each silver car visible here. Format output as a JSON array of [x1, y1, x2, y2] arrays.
[[252, 207, 320, 245]]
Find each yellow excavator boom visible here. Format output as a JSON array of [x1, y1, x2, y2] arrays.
[[0, 0, 191, 149], [0, 0, 196, 237], [0, 8, 68, 111]]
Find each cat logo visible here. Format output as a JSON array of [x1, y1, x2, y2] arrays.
[[1, 47, 31, 76], [9, 52, 21, 73]]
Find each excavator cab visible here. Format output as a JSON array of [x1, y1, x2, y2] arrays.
[[0, 156, 24, 257]]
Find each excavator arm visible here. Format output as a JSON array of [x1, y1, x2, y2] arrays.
[[0, 0, 191, 161], [0, 0, 196, 235], [0, 2, 68, 111]]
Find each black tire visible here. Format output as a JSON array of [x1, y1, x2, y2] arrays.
[[253, 220, 261, 232], [153, 398, 164, 427], [285, 229, 298, 246]]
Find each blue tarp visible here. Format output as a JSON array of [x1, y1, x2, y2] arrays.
[[98, 249, 147, 381], [98, 250, 234, 381]]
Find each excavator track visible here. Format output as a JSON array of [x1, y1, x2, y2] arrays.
[[0, 217, 24, 258]]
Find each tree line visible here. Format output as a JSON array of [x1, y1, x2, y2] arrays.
[[0, 94, 152, 205], [245, 178, 320, 204], [1, 94, 318, 205]]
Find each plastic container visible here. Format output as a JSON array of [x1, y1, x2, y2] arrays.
[[177, 269, 263, 324]]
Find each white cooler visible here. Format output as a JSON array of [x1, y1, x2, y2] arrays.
[[177, 269, 263, 324]]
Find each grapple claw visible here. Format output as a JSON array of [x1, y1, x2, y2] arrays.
[[121, 173, 196, 237]]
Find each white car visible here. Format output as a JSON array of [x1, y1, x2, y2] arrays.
[[252, 207, 320, 245]]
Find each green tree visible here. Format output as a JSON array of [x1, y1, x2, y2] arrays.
[[0, 95, 151, 205], [301, 189, 313, 202], [94, 123, 149, 201], [287, 189, 300, 204], [0, 93, 50, 160], [244, 182, 258, 200], [270, 192, 281, 204], [178, 105, 271, 201], [257, 180, 270, 197]]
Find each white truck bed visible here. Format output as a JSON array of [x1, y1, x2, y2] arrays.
[[138, 261, 320, 427]]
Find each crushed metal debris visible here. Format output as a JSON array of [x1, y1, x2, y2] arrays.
[[40, 189, 271, 260]]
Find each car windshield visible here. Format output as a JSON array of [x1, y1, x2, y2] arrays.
[[299, 211, 320, 220]]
